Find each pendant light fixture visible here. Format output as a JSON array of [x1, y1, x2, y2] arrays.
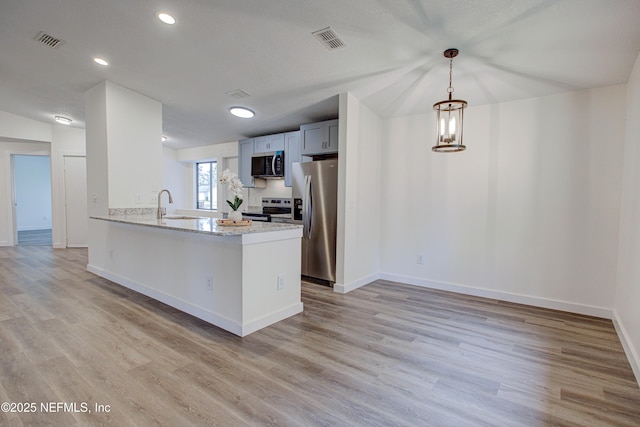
[[432, 48, 467, 152]]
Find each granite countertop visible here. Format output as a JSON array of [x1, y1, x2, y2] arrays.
[[90, 214, 302, 237]]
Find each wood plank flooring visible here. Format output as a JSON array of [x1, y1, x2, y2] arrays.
[[1, 246, 639, 426], [16, 229, 52, 246]]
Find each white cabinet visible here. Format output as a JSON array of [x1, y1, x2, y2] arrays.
[[238, 120, 337, 189], [238, 138, 266, 189], [300, 119, 338, 155], [238, 138, 255, 188], [237, 138, 262, 189], [284, 131, 300, 187], [254, 133, 285, 153]]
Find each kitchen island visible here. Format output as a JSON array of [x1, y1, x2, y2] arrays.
[[88, 213, 303, 336]]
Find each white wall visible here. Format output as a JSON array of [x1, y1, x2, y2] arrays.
[[380, 85, 626, 317], [108, 82, 162, 208], [615, 53, 640, 382], [335, 92, 382, 293], [162, 147, 190, 214], [85, 81, 162, 214], [175, 141, 237, 162], [0, 110, 52, 143], [85, 83, 109, 217], [13, 155, 52, 231], [174, 141, 241, 213]]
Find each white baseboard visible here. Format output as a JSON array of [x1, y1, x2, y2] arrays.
[[334, 272, 380, 294], [87, 264, 302, 337], [378, 273, 612, 319], [612, 310, 640, 386], [242, 302, 303, 336], [87, 264, 243, 336], [0, 241, 10, 247], [52, 242, 87, 248]]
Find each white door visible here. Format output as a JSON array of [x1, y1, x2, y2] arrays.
[[64, 156, 88, 247]]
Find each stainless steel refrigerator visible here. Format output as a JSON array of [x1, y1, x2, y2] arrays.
[[292, 159, 338, 284]]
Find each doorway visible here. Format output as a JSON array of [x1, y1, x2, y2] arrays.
[[12, 155, 53, 246]]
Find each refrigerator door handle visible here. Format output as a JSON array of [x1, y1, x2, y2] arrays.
[[308, 177, 313, 238], [303, 175, 312, 239]]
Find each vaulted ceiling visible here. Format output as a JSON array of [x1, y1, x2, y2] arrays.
[[1, 0, 639, 149]]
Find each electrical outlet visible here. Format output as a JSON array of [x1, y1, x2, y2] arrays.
[[277, 274, 285, 290], [135, 194, 143, 204], [150, 194, 158, 203], [206, 276, 214, 292], [416, 254, 424, 265]]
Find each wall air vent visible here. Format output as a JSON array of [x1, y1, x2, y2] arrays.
[[312, 27, 346, 51], [34, 31, 65, 48], [226, 89, 251, 99]]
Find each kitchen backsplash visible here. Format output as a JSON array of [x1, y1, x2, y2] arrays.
[[247, 179, 292, 207], [108, 207, 157, 216]]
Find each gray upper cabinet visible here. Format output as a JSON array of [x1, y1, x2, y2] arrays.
[[238, 121, 337, 189], [284, 131, 300, 187], [254, 133, 285, 153], [300, 119, 339, 155], [238, 138, 255, 188]]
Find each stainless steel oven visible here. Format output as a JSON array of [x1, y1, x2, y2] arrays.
[[240, 198, 292, 222], [241, 212, 270, 222], [262, 198, 292, 223]]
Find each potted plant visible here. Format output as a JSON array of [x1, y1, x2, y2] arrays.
[[219, 169, 244, 221]]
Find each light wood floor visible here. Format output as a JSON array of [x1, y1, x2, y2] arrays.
[[1, 247, 639, 426], [16, 229, 52, 246]]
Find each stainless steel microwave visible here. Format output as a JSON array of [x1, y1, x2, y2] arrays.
[[251, 151, 284, 178]]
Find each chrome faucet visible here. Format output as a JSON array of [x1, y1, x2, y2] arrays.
[[157, 189, 173, 220]]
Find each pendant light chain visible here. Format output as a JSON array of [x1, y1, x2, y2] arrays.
[[448, 57, 454, 100]]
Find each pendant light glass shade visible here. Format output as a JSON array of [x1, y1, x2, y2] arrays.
[[433, 99, 467, 152], [432, 49, 467, 153]]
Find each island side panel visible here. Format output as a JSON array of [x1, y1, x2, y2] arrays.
[[88, 219, 244, 335], [240, 233, 303, 336]]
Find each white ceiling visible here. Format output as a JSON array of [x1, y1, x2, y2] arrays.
[[1, 0, 639, 149]]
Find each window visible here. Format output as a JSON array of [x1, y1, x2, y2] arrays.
[[197, 161, 217, 209]]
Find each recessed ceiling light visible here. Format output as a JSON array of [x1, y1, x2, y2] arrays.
[[162, 135, 168, 142], [229, 107, 255, 119], [158, 13, 176, 25], [93, 57, 109, 66], [54, 115, 72, 125]]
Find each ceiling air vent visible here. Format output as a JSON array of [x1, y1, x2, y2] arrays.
[[226, 89, 251, 99], [34, 31, 65, 48], [312, 27, 346, 51]]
